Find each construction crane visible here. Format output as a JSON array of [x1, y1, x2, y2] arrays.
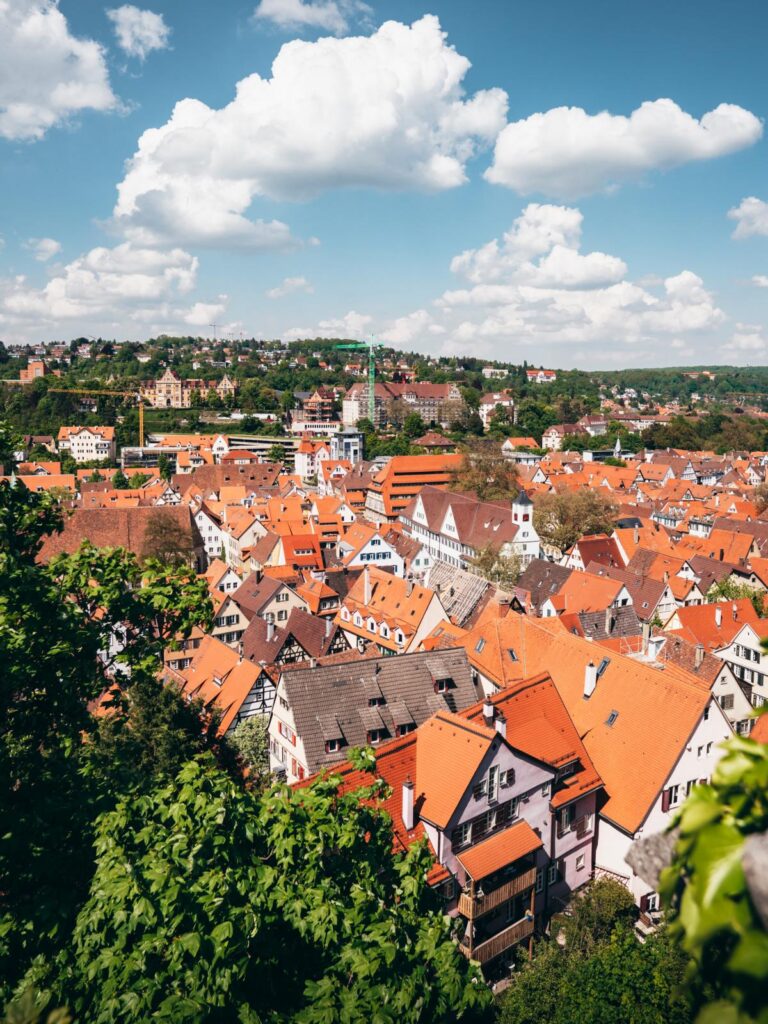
[[48, 387, 146, 446], [336, 338, 381, 424]]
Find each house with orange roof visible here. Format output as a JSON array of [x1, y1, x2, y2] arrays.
[[317, 459, 352, 497], [295, 572, 340, 617], [337, 521, 405, 576], [164, 634, 268, 735], [7, 473, 77, 495], [663, 597, 762, 651], [564, 533, 623, 571], [336, 565, 447, 654], [221, 507, 266, 571], [57, 425, 116, 463], [425, 611, 732, 907], [364, 453, 463, 524], [312, 669, 602, 974], [294, 437, 330, 481], [202, 558, 241, 594], [540, 570, 632, 618]]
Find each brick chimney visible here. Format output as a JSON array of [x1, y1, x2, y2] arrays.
[[694, 643, 705, 669]]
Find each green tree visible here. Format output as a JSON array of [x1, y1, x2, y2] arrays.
[[450, 441, 519, 501], [157, 453, 172, 481], [554, 878, 636, 956], [43, 756, 490, 1024], [112, 468, 129, 489], [469, 544, 522, 589], [230, 715, 270, 780], [403, 412, 426, 439], [533, 490, 618, 554], [0, 422, 20, 472], [140, 509, 196, 566], [661, 729, 768, 1023], [267, 443, 285, 463]]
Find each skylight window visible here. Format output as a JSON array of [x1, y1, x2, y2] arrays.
[[508, 648, 518, 662], [596, 657, 611, 678], [606, 710, 619, 727], [475, 638, 485, 653]]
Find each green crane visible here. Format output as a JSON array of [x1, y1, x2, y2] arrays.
[[336, 338, 381, 424]]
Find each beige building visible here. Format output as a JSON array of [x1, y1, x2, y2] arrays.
[[141, 369, 238, 408]]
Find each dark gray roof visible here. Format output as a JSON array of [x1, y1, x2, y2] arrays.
[[280, 648, 482, 775], [576, 605, 642, 641], [516, 559, 572, 613]]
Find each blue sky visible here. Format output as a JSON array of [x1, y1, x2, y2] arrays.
[[0, 0, 767, 368]]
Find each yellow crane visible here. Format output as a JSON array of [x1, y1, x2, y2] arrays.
[[47, 387, 146, 446]]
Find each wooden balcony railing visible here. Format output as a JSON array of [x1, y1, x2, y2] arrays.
[[460, 916, 534, 964], [457, 868, 537, 921]]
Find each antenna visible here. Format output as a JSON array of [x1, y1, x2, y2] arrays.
[[209, 323, 218, 342]]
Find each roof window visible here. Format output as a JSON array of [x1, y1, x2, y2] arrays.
[[605, 710, 619, 727], [596, 657, 611, 678], [475, 638, 485, 653], [508, 648, 518, 662]]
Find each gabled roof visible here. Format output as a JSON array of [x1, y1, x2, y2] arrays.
[[668, 599, 763, 651], [281, 648, 481, 776], [446, 614, 713, 833], [416, 711, 497, 828]]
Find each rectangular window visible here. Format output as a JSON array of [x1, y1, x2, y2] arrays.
[[547, 862, 559, 884], [452, 821, 472, 849], [576, 854, 585, 871], [558, 806, 572, 833], [542, 781, 551, 798], [706, 742, 713, 755], [535, 868, 544, 893], [500, 768, 515, 788], [720, 693, 735, 710], [488, 765, 499, 803]]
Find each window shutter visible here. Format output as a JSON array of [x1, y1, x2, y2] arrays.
[[639, 893, 650, 913], [661, 787, 672, 813]]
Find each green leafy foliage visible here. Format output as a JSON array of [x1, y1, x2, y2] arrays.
[[0, 482, 215, 1001], [43, 757, 490, 1024], [533, 489, 618, 554], [661, 730, 768, 1023], [497, 925, 693, 1024], [230, 715, 271, 781], [450, 441, 519, 501]]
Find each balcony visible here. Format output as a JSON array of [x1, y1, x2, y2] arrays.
[[458, 867, 537, 921], [460, 916, 535, 965]]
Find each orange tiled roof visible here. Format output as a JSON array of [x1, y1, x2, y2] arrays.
[[416, 711, 495, 828], [457, 820, 542, 881]]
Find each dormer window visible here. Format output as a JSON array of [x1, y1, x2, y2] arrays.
[[434, 677, 451, 693], [558, 760, 578, 780], [325, 738, 342, 753], [367, 728, 386, 744], [368, 696, 385, 707]]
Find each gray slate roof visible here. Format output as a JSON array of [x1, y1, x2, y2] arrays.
[[281, 648, 482, 775], [425, 560, 490, 626]]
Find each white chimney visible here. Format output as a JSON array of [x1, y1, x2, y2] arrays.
[[694, 643, 705, 669], [402, 778, 415, 831], [495, 714, 507, 739], [363, 565, 372, 605], [715, 606, 722, 628], [584, 662, 597, 699], [266, 619, 275, 642], [483, 700, 494, 727], [732, 603, 738, 620], [325, 616, 332, 638]]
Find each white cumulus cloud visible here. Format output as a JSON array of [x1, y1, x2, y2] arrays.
[[25, 237, 61, 262], [729, 197, 768, 239], [284, 309, 372, 340], [723, 325, 768, 356], [362, 204, 727, 363], [751, 275, 768, 288], [112, 16, 508, 247], [0, 0, 116, 141], [266, 276, 314, 298], [107, 5, 171, 60], [0, 242, 226, 341], [252, 0, 370, 34], [486, 99, 762, 199]]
